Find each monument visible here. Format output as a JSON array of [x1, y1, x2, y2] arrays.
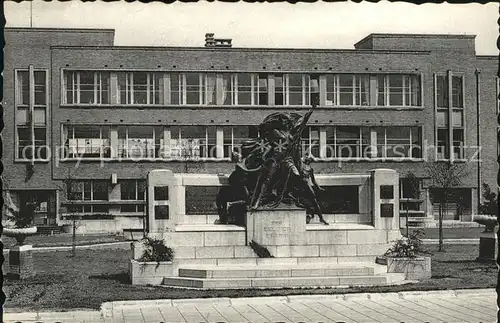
[[216, 102, 328, 233], [132, 102, 404, 289]]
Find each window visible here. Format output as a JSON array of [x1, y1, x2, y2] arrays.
[[64, 125, 111, 159], [287, 74, 311, 106], [16, 69, 48, 160], [67, 180, 109, 214], [326, 74, 370, 106], [223, 126, 260, 158], [118, 126, 162, 159], [275, 74, 284, 105], [335, 126, 366, 158], [170, 73, 216, 105], [231, 73, 267, 105], [323, 126, 421, 160], [435, 74, 464, 160], [436, 75, 448, 108], [64, 71, 110, 104], [221, 74, 234, 105], [374, 127, 421, 159], [452, 76, 463, 108], [437, 129, 449, 160], [377, 74, 421, 106], [120, 180, 146, 213], [166, 126, 217, 159], [117, 72, 162, 105], [301, 126, 320, 158], [453, 129, 464, 160]]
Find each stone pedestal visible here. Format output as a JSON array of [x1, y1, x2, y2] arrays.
[[8, 245, 35, 279], [476, 232, 496, 263], [246, 206, 306, 246], [387, 256, 431, 280]]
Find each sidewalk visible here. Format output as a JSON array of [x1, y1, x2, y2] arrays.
[[4, 289, 496, 323]]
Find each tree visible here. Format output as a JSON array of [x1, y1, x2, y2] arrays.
[[62, 170, 82, 257], [425, 162, 467, 252]]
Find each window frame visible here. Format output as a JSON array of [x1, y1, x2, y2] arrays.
[[62, 125, 112, 160], [63, 70, 111, 105], [321, 125, 422, 161], [66, 180, 110, 214], [376, 74, 421, 107], [15, 68, 49, 162], [166, 126, 218, 160], [434, 73, 466, 161], [117, 71, 162, 105], [119, 180, 146, 214]]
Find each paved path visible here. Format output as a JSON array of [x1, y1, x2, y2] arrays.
[[4, 289, 496, 323]]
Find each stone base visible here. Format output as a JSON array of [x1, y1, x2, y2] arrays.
[[246, 206, 306, 246], [387, 256, 431, 280], [129, 259, 174, 285], [477, 235, 496, 262], [8, 245, 35, 280]]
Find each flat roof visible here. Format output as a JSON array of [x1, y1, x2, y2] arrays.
[[5, 27, 115, 33], [50, 45, 432, 55], [355, 33, 477, 47]]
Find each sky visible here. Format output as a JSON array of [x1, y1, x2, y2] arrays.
[[4, 1, 499, 55]]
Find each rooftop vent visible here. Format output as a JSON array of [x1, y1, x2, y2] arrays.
[[205, 33, 232, 48]]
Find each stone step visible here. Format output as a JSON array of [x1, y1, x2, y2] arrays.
[[162, 274, 392, 289], [178, 263, 380, 279]]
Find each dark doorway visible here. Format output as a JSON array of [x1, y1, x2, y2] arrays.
[[17, 190, 57, 226]]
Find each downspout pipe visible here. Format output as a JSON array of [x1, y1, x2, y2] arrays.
[[475, 68, 481, 213]]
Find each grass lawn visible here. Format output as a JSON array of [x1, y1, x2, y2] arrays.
[[401, 227, 487, 239], [3, 244, 496, 312], [2, 233, 128, 249]]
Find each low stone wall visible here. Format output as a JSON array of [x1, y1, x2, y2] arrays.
[[129, 260, 174, 285]]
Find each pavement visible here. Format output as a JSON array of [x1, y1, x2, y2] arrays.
[[3, 289, 496, 323]]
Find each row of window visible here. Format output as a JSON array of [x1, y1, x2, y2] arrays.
[[67, 180, 146, 214], [58, 71, 423, 107], [54, 125, 425, 161]]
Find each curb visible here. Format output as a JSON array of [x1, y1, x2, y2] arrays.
[[99, 288, 495, 317], [421, 238, 479, 244], [2, 241, 132, 253]]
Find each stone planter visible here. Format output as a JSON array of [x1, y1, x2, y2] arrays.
[[387, 256, 431, 280], [129, 259, 174, 285], [3, 226, 38, 245], [476, 232, 496, 263]]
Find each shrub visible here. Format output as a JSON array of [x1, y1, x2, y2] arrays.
[[479, 183, 498, 217], [139, 237, 174, 262], [384, 229, 431, 258], [474, 215, 497, 233], [249, 240, 274, 258], [5, 201, 37, 229]]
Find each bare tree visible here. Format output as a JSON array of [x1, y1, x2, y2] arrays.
[[62, 170, 81, 257], [425, 162, 467, 252]]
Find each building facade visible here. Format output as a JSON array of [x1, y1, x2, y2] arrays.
[[3, 28, 498, 233]]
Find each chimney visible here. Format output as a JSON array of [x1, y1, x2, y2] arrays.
[[205, 33, 215, 47], [205, 33, 232, 48]]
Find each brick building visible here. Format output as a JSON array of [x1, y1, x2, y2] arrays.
[[3, 27, 498, 233]]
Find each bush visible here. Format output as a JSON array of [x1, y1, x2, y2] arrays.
[[474, 215, 497, 233], [5, 201, 37, 228], [249, 240, 274, 258], [384, 229, 431, 258], [139, 237, 174, 262], [479, 183, 498, 217]]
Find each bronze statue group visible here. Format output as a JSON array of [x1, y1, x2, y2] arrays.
[[216, 103, 329, 226]]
